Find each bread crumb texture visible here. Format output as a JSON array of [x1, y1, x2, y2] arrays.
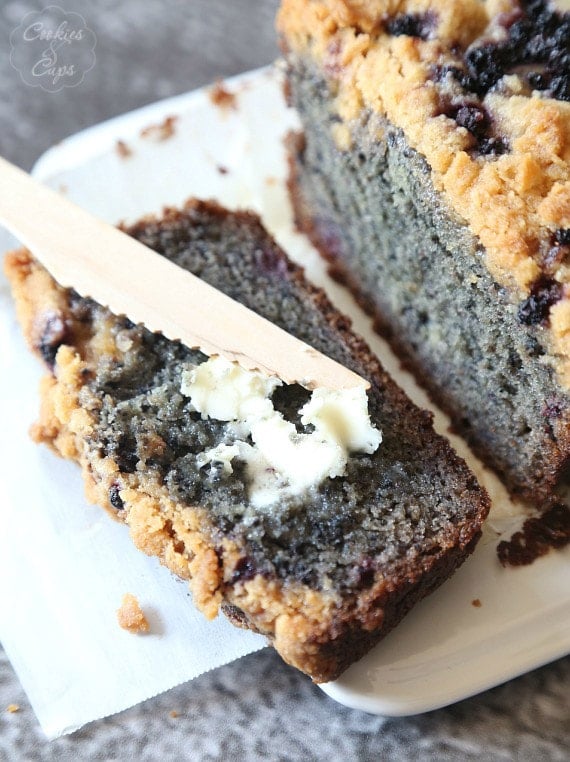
[[117, 593, 150, 634], [278, 0, 570, 387]]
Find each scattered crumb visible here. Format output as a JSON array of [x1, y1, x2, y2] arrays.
[[497, 502, 570, 566], [283, 75, 292, 104], [140, 115, 178, 142], [209, 81, 237, 110], [117, 593, 150, 633], [265, 176, 277, 186], [58, 183, 68, 194], [471, 598, 482, 608], [116, 139, 132, 159], [169, 710, 179, 718], [217, 165, 229, 175], [6, 704, 20, 713]]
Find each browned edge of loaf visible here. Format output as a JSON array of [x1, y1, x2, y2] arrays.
[[224, 528, 481, 681], [285, 129, 570, 507], [4, 198, 490, 682]]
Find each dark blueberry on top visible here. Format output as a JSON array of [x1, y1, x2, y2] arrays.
[[458, 1, 570, 101], [386, 12, 435, 41], [437, 100, 507, 156], [430, 64, 478, 94], [453, 103, 489, 139], [527, 71, 548, 90], [550, 75, 570, 102], [231, 556, 257, 583], [464, 45, 507, 96], [555, 229, 570, 246], [477, 136, 509, 156], [478, 137, 510, 156], [517, 277, 563, 326]]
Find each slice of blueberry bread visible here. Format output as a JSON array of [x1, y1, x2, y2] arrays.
[[279, 0, 570, 503], [5, 199, 488, 682]]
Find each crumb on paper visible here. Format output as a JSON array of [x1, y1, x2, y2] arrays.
[[209, 81, 237, 110], [497, 502, 570, 566], [140, 115, 178, 142], [6, 704, 20, 713], [117, 593, 150, 633], [217, 165, 229, 175], [471, 598, 482, 608], [169, 710, 179, 718], [58, 183, 68, 194], [116, 139, 132, 158], [265, 176, 277, 186]]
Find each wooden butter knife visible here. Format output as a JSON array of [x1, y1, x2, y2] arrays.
[[0, 156, 368, 391]]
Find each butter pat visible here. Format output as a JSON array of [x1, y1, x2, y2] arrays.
[[183, 356, 279, 421], [181, 357, 382, 507], [300, 387, 382, 454]]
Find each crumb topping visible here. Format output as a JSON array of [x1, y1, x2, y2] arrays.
[[116, 593, 150, 633], [278, 0, 570, 387], [496, 501, 570, 565], [116, 139, 132, 159], [139, 115, 178, 142], [209, 81, 237, 110]]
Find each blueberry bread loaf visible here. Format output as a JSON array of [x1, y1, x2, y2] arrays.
[[5, 199, 488, 682], [279, 0, 570, 502]]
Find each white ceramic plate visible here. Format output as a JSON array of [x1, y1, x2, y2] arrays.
[[8, 67, 570, 716]]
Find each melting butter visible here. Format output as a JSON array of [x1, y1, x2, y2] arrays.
[[181, 356, 382, 507]]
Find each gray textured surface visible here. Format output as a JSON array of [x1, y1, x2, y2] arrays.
[[0, 0, 568, 758]]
